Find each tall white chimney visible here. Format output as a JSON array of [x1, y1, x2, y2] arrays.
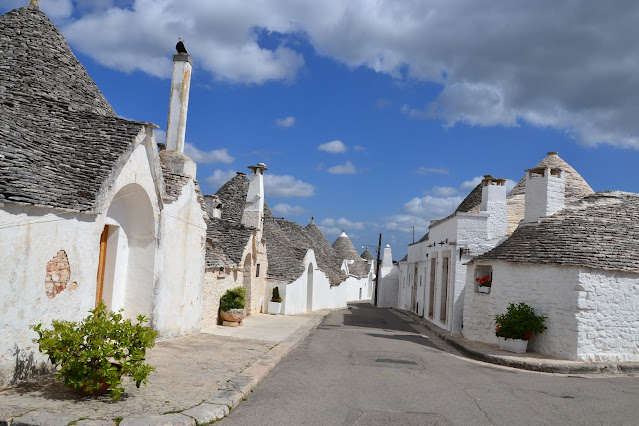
[[480, 175, 508, 239], [165, 53, 192, 153], [381, 244, 393, 269], [524, 157, 565, 223], [241, 163, 268, 229]]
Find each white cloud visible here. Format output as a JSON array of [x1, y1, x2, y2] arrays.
[[184, 143, 234, 164], [416, 166, 449, 175], [402, 195, 464, 220], [318, 217, 370, 240], [275, 116, 295, 128], [353, 145, 366, 152], [61, 0, 304, 83], [272, 203, 306, 217], [317, 140, 347, 153], [385, 215, 430, 234], [432, 186, 458, 197], [327, 161, 357, 174], [40, 0, 639, 147], [460, 176, 483, 191], [264, 174, 315, 198], [205, 169, 237, 188]]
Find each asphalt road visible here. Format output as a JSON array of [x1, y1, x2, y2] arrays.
[[222, 302, 639, 425]]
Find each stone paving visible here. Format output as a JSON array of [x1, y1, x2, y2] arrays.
[[0, 311, 328, 425]]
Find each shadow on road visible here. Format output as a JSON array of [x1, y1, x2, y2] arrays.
[[363, 332, 441, 350]]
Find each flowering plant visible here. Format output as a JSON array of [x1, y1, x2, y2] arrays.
[[475, 275, 492, 287], [494, 302, 546, 340]]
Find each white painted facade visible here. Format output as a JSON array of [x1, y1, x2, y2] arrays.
[[377, 245, 399, 308], [398, 176, 508, 333], [463, 261, 639, 361], [0, 128, 210, 387], [268, 250, 348, 315], [523, 166, 566, 224]]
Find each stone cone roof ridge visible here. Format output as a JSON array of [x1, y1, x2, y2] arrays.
[[360, 248, 375, 261]]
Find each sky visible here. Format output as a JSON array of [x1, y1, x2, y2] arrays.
[[4, 0, 639, 259]]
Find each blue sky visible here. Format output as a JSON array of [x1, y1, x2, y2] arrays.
[[4, 0, 638, 259]]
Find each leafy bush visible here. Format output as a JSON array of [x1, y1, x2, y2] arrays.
[[271, 287, 282, 303], [495, 302, 547, 340], [31, 302, 157, 400], [220, 286, 246, 311]]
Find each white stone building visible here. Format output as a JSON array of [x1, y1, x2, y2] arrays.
[[464, 165, 639, 361], [396, 152, 594, 335], [0, 4, 207, 387], [398, 175, 510, 333]]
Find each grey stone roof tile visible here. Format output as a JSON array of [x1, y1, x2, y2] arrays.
[[0, 5, 150, 212], [475, 191, 639, 273], [305, 220, 347, 286], [360, 248, 375, 261]]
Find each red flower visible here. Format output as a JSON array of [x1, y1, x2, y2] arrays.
[[524, 333, 532, 339], [476, 278, 480, 281], [495, 327, 500, 331]]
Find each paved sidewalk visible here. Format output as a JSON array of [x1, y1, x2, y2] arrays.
[[391, 308, 639, 375], [0, 310, 330, 426]]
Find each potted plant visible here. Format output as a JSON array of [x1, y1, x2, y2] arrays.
[[220, 286, 246, 326], [494, 302, 547, 353], [476, 275, 492, 293], [268, 287, 282, 315], [31, 302, 157, 400]]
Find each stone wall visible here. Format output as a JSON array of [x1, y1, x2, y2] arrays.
[[463, 260, 580, 360], [575, 269, 639, 361]]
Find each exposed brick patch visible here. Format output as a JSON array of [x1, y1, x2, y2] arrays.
[[45, 250, 71, 298]]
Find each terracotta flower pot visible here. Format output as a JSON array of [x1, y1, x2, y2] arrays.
[[220, 308, 245, 324], [76, 363, 122, 395]]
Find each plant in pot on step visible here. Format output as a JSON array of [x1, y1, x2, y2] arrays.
[[220, 286, 247, 326], [31, 301, 157, 400], [268, 287, 282, 315], [494, 302, 547, 353]]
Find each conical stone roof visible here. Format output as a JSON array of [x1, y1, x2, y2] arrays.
[[0, 5, 148, 211], [360, 248, 375, 261], [506, 152, 594, 233], [332, 232, 370, 278]]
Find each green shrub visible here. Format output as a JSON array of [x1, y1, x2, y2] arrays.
[[220, 286, 246, 311], [271, 287, 282, 303], [31, 302, 157, 401], [495, 302, 547, 340]]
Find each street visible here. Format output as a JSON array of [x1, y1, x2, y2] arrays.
[[222, 302, 639, 425]]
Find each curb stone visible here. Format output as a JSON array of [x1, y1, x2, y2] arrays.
[[181, 403, 228, 424], [390, 308, 639, 375], [119, 414, 195, 426]]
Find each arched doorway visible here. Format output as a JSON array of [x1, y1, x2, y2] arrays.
[[243, 254, 252, 315], [98, 183, 156, 321], [306, 263, 313, 312]]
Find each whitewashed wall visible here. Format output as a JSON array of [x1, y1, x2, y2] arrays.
[[463, 261, 580, 360], [378, 265, 399, 308], [0, 138, 161, 388], [575, 269, 639, 361], [154, 179, 206, 338], [269, 250, 348, 315]]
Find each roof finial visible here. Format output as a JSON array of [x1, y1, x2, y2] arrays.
[[30, 0, 40, 7]]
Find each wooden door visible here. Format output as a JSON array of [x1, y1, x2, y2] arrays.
[[95, 226, 109, 307]]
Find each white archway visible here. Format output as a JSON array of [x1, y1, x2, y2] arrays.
[[306, 263, 313, 312], [100, 183, 156, 321]]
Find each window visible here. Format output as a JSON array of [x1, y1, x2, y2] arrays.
[[256, 264, 260, 277]]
